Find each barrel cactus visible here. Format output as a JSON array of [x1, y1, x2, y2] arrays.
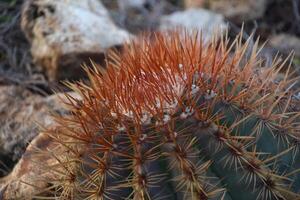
[[34, 30, 300, 200]]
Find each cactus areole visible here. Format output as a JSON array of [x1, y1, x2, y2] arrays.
[[36, 30, 300, 200]]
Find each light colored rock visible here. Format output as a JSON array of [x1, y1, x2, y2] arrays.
[[0, 86, 80, 162], [269, 34, 300, 58], [0, 89, 81, 199], [0, 132, 62, 200], [209, 0, 267, 22], [21, 0, 131, 80], [159, 8, 227, 41]]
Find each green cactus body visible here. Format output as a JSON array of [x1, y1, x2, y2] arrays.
[[34, 31, 300, 200]]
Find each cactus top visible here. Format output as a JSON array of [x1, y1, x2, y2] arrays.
[[36, 30, 300, 200]]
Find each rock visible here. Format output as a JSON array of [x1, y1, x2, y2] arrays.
[[118, 0, 146, 9], [21, 0, 131, 81], [116, 0, 149, 31], [0, 86, 39, 166], [0, 89, 81, 199], [0, 86, 80, 166], [209, 0, 268, 23], [268, 34, 300, 58], [0, 132, 61, 199], [184, 0, 205, 8], [159, 8, 227, 41], [112, 0, 163, 33]]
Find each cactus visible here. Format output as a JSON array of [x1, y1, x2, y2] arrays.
[[34, 30, 300, 200]]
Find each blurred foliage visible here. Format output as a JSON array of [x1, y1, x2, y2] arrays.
[[0, 0, 17, 24], [293, 57, 300, 66], [0, 15, 12, 23], [0, 0, 17, 6]]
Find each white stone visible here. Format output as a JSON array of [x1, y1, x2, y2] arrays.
[[159, 8, 227, 41], [21, 0, 131, 80], [0, 86, 81, 161]]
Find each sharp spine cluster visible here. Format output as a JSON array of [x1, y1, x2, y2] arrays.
[[31, 30, 300, 200]]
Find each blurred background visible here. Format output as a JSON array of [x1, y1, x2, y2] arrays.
[[0, 0, 300, 177]]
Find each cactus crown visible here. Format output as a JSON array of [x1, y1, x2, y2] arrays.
[[36, 30, 300, 200]]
